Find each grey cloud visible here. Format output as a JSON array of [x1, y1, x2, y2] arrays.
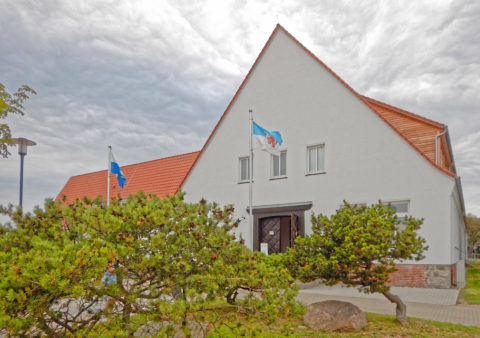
[[0, 0, 479, 220]]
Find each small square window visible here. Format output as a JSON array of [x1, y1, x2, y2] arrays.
[[388, 202, 409, 214], [384, 201, 409, 227], [271, 151, 287, 178], [239, 157, 250, 182], [307, 145, 325, 173]]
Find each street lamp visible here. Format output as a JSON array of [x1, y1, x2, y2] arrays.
[[11, 137, 36, 212]]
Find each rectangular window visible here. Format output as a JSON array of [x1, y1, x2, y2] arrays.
[[388, 202, 409, 214], [307, 145, 325, 173], [239, 157, 250, 182], [271, 151, 287, 178], [384, 201, 409, 225]]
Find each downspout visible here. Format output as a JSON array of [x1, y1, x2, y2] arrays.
[[435, 128, 447, 164], [456, 176, 468, 261]]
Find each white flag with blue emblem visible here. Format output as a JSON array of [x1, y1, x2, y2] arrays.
[[252, 121, 283, 156]]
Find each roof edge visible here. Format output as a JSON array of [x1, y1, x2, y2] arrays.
[[55, 176, 75, 202], [362, 95, 445, 129], [444, 126, 457, 174], [120, 150, 200, 169], [67, 150, 200, 180]]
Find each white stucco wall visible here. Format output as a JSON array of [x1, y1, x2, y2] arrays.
[[182, 29, 457, 265], [451, 185, 467, 262]]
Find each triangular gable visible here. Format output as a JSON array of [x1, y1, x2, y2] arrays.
[[180, 24, 456, 190]]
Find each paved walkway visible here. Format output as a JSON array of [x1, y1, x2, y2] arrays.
[[297, 285, 480, 327]]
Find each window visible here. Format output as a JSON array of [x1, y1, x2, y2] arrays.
[[384, 201, 409, 225], [387, 201, 409, 214], [307, 145, 325, 174], [239, 157, 250, 182], [271, 151, 287, 178]]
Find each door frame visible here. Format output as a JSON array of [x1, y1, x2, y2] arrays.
[[247, 201, 312, 251]]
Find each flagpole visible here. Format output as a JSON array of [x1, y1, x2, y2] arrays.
[[249, 109, 253, 250], [107, 145, 111, 206]]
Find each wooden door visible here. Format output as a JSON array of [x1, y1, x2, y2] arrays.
[[260, 217, 281, 254], [260, 216, 295, 254], [280, 217, 291, 253]]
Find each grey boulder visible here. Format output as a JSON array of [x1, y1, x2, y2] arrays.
[[304, 300, 367, 332]]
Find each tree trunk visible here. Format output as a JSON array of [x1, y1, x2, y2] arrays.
[[382, 290, 408, 325], [226, 287, 239, 305]]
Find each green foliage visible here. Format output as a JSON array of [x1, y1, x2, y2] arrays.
[[466, 214, 480, 246], [0, 83, 36, 158], [460, 263, 480, 304], [281, 202, 427, 294], [0, 192, 300, 336], [190, 311, 480, 337]]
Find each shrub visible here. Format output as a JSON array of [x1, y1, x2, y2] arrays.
[[0, 192, 300, 336], [280, 201, 427, 324]]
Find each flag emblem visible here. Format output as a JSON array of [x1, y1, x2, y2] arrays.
[[266, 134, 278, 147]]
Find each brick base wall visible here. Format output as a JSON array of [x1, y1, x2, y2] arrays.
[[389, 265, 428, 288], [388, 264, 454, 289]]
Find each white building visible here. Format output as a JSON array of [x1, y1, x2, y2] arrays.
[[181, 25, 467, 288], [58, 25, 467, 289]]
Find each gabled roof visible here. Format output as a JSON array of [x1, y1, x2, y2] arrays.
[[56, 151, 200, 204], [180, 24, 456, 189]]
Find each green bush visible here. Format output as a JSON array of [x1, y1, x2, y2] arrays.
[[280, 201, 427, 323], [0, 192, 300, 336]]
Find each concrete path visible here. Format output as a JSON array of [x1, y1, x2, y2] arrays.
[[297, 285, 480, 327], [300, 284, 459, 305]]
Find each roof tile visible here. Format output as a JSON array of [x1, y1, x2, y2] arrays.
[[56, 151, 199, 204]]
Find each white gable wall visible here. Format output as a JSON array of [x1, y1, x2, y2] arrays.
[[451, 185, 467, 262], [182, 29, 456, 265]]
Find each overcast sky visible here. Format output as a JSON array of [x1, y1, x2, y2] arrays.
[[1, 0, 479, 220]]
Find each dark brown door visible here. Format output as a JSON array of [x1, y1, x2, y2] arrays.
[[260, 216, 294, 254], [260, 217, 281, 254], [280, 217, 291, 253]]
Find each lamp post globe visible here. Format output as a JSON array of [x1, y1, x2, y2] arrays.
[[11, 137, 36, 212]]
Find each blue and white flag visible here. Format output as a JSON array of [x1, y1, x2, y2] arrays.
[[110, 153, 126, 189], [252, 121, 283, 156]]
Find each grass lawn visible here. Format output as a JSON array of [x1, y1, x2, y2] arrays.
[[207, 312, 480, 337], [461, 261, 480, 304]]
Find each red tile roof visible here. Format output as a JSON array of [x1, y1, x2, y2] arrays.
[[56, 151, 199, 204], [180, 24, 456, 189]]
